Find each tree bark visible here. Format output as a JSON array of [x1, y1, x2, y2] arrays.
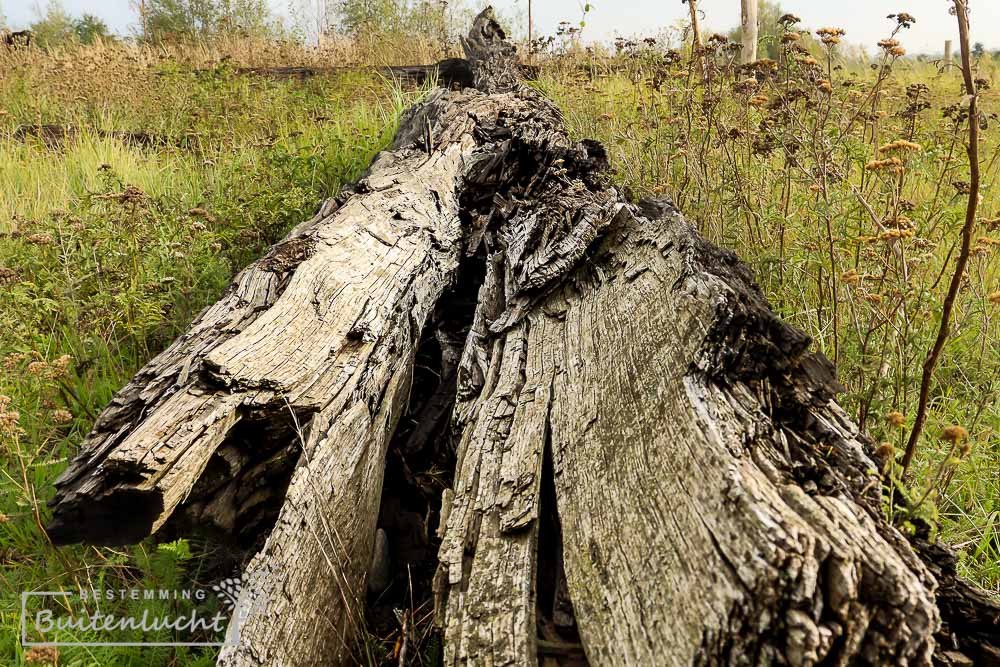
[[687, 0, 705, 79], [47, 8, 999, 667], [205, 59, 477, 88]]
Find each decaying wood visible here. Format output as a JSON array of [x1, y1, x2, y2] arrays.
[[47, 7, 999, 667], [186, 57, 537, 87], [201, 58, 476, 88], [14, 124, 177, 149]]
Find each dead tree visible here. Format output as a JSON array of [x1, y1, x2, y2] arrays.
[[47, 8, 999, 667], [2, 30, 33, 48], [741, 0, 758, 64]]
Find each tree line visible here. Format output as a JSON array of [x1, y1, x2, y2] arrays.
[[3, 0, 494, 47]]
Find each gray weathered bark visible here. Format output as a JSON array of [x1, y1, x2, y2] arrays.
[[47, 7, 999, 667]]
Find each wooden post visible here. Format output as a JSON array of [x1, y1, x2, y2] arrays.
[[687, 0, 705, 78], [944, 39, 953, 65], [527, 0, 533, 62], [740, 0, 758, 64]]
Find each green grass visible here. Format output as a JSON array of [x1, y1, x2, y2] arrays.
[[0, 42, 418, 665]]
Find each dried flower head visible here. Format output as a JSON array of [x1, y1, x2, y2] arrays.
[[988, 290, 1000, 305], [879, 139, 922, 154], [25, 233, 54, 246], [817, 27, 846, 46], [880, 228, 915, 241], [874, 441, 895, 462], [941, 425, 969, 443], [840, 269, 860, 285], [25, 646, 59, 665], [887, 411, 905, 427], [866, 156, 905, 174], [51, 409, 73, 424], [0, 409, 22, 437], [888, 12, 916, 27], [3, 352, 26, 370], [27, 361, 49, 376]]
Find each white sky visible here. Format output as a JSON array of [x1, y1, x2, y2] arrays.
[[3, 1, 998, 54]]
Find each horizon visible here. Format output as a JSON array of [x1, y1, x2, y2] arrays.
[[3, 0, 999, 55]]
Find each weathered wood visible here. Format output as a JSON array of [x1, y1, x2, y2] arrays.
[[741, 0, 759, 64], [1, 30, 32, 48], [515, 207, 940, 664], [186, 58, 538, 87], [46, 7, 999, 667], [202, 58, 476, 88], [14, 124, 176, 149]]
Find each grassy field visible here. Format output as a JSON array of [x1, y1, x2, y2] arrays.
[[1, 17, 998, 666], [0, 38, 420, 665]]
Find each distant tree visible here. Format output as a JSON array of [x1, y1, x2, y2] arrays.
[[729, 0, 785, 60], [29, 0, 75, 46], [972, 41, 984, 58], [141, 0, 272, 40], [740, 0, 758, 63], [74, 13, 111, 43], [215, 0, 271, 35], [144, 0, 215, 39], [336, 0, 403, 36]]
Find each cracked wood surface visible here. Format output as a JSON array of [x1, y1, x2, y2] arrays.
[[532, 208, 940, 664], [48, 79, 534, 667]]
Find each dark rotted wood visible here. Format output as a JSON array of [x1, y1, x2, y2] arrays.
[[2, 30, 32, 47], [188, 58, 539, 88], [14, 124, 175, 149]]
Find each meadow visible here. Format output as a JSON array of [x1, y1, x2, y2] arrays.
[[0, 13, 997, 665]]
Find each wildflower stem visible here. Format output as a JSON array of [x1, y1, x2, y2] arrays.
[[901, 0, 980, 474]]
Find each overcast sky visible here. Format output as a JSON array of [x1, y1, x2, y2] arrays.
[[3, 1, 998, 54]]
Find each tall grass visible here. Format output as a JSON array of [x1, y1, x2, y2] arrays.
[[539, 15, 999, 590], [0, 40, 420, 665]]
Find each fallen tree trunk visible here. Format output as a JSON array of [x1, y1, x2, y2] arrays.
[[194, 58, 477, 87], [185, 57, 537, 87], [48, 8, 999, 667]]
